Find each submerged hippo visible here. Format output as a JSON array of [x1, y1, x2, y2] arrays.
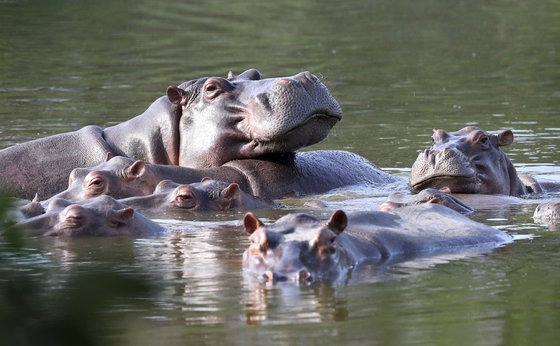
[[242, 204, 512, 283], [410, 127, 559, 196], [18, 195, 164, 237], [533, 202, 560, 225], [0, 69, 341, 198], [119, 179, 273, 215], [380, 188, 473, 213]]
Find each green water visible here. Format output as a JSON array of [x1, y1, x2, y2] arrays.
[[1, 0, 560, 345]]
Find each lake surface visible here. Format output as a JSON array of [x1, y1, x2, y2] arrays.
[[1, 0, 560, 345]]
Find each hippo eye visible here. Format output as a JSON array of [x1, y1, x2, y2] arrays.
[[478, 135, 490, 148], [86, 177, 105, 194]]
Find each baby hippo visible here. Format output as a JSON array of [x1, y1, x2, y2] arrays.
[[18, 195, 164, 237], [380, 188, 474, 213], [533, 202, 560, 225], [119, 178, 273, 215]]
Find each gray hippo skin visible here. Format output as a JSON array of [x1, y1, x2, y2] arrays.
[[534, 202, 560, 225], [410, 126, 560, 196], [119, 179, 274, 215], [0, 69, 342, 199], [380, 188, 474, 213], [18, 195, 164, 237], [45, 150, 398, 204], [242, 204, 512, 283]]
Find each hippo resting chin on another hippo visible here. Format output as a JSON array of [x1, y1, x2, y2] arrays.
[[18, 195, 164, 237], [410, 126, 560, 196], [0, 69, 398, 200], [380, 188, 473, 213], [242, 204, 512, 284]]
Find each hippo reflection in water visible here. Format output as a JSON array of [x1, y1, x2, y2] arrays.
[[410, 126, 560, 196], [242, 204, 512, 284], [18, 195, 164, 237], [0, 69, 398, 200]]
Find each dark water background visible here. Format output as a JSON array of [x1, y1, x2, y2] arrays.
[[1, 0, 560, 345]]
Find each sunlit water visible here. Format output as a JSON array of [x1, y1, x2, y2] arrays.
[[1, 0, 560, 344]]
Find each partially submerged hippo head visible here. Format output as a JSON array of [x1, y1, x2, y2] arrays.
[[242, 211, 350, 284], [533, 202, 560, 226], [380, 188, 474, 214], [46, 156, 158, 203], [120, 178, 272, 214], [19, 195, 163, 237], [410, 127, 527, 195], [167, 69, 342, 167]]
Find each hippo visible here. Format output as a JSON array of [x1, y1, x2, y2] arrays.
[[410, 126, 560, 196], [119, 178, 274, 215], [379, 188, 474, 213], [43, 149, 399, 204], [533, 202, 560, 225], [242, 204, 512, 283], [18, 195, 164, 237], [0, 69, 344, 199]]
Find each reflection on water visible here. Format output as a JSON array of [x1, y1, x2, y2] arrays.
[[2, 0, 560, 344]]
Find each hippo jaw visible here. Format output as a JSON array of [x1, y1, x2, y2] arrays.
[[173, 69, 342, 168]]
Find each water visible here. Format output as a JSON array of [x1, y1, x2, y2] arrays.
[[1, 0, 560, 344]]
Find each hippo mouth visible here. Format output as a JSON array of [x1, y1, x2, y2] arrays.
[[411, 175, 479, 193]]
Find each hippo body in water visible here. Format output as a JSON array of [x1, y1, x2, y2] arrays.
[[43, 150, 398, 204], [0, 69, 358, 199], [242, 204, 512, 283], [119, 179, 274, 216], [410, 127, 560, 196], [534, 201, 560, 228], [18, 195, 164, 237]]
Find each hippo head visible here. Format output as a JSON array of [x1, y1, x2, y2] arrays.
[[410, 127, 527, 195], [533, 202, 560, 225], [167, 69, 342, 167], [46, 157, 158, 203], [19, 196, 162, 237], [242, 210, 351, 284], [380, 188, 474, 214], [148, 178, 245, 211]]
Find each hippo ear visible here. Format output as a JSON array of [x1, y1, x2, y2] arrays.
[[497, 130, 514, 147], [216, 183, 240, 210], [126, 160, 146, 179], [243, 212, 263, 235], [379, 201, 400, 212], [327, 210, 347, 235], [111, 207, 134, 226], [32, 193, 40, 203], [166, 86, 187, 105], [105, 152, 113, 162], [227, 71, 235, 79]]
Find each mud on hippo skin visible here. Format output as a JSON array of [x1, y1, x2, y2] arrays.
[[410, 126, 548, 196], [242, 204, 511, 284], [0, 69, 341, 199], [120, 178, 274, 216], [18, 195, 164, 237]]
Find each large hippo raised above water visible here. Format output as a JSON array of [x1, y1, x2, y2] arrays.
[[242, 204, 512, 284], [1, 69, 395, 199], [410, 126, 560, 196]]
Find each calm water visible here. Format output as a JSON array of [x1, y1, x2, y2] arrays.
[[1, 0, 560, 345]]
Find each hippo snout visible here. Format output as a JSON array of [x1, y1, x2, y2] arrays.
[[262, 269, 312, 283]]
